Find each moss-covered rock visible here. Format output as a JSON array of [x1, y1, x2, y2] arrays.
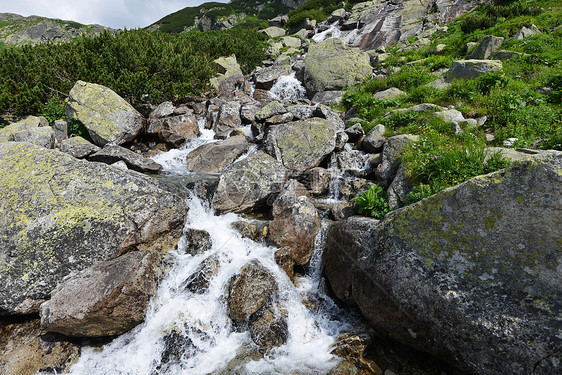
[[0, 142, 188, 315], [304, 38, 372, 95], [65, 81, 146, 147], [264, 117, 338, 173], [324, 151, 562, 374]]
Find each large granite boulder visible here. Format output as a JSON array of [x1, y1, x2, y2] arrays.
[[212, 150, 287, 214], [375, 134, 418, 188], [265, 117, 338, 173], [324, 152, 562, 374], [40, 250, 162, 337], [444, 59, 503, 82], [186, 135, 251, 174], [214, 101, 242, 138], [254, 66, 290, 90], [0, 116, 46, 143], [0, 142, 188, 315], [304, 38, 372, 95], [469, 35, 504, 60], [12, 126, 55, 149], [65, 81, 146, 147]]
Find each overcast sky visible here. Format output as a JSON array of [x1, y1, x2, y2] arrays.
[[0, 0, 228, 29]]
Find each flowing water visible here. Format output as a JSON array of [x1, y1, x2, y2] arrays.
[[269, 72, 307, 101], [56, 132, 359, 375]]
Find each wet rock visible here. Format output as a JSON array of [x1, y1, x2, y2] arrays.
[[249, 304, 288, 350], [345, 123, 366, 143], [469, 35, 504, 60], [375, 134, 418, 188], [331, 332, 370, 360], [240, 102, 264, 123], [333, 150, 369, 176], [444, 59, 502, 82], [253, 88, 276, 102], [66, 80, 146, 147], [186, 135, 250, 174], [227, 260, 278, 323], [287, 105, 314, 120], [40, 250, 162, 337], [88, 143, 162, 173], [0, 142, 188, 315], [268, 180, 320, 266], [230, 220, 268, 242], [181, 228, 212, 256], [147, 114, 200, 144], [0, 319, 80, 375], [300, 167, 331, 196], [157, 325, 213, 371], [362, 124, 386, 153], [212, 150, 287, 214], [335, 131, 349, 151], [60, 136, 101, 158], [274, 247, 294, 281], [254, 65, 290, 90], [304, 38, 372, 95], [325, 152, 562, 374], [340, 178, 374, 198], [214, 102, 242, 138], [183, 255, 220, 294], [265, 117, 338, 173]]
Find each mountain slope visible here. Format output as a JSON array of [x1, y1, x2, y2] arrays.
[[0, 13, 113, 47], [148, 0, 306, 33]]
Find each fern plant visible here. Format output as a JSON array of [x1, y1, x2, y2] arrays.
[[351, 184, 390, 219]]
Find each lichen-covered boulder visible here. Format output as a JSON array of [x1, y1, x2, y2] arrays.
[[304, 38, 372, 95], [444, 59, 502, 82], [65, 80, 146, 147], [265, 117, 338, 173], [212, 150, 287, 214], [375, 134, 418, 188], [40, 250, 162, 337], [324, 152, 562, 374], [0, 142, 188, 315], [468, 35, 504, 60], [59, 136, 101, 159], [0, 116, 45, 143], [12, 126, 55, 149], [214, 101, 242, 138]]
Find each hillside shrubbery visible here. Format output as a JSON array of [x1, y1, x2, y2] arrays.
[[0, 28, 267, 118]]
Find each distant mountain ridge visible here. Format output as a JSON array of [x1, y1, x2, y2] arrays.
[[0, 13, 113, 47], [148, 0, 307, 33]]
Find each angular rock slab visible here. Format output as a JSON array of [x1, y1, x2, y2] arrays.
[[186, 135, 250, 174], [40, 250, 162, 337], [0, 142, 188, 314], [304, 38, 372, 95], [0, 116, 43, 143], [325, 152, 562, 375], [65, 80, 146, 147], [265, 117, 338, 173], [444, 59, 502, 82], [88, 144, 162, 174], [212, 150, 287, 214]]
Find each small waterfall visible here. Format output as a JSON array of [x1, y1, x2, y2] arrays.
[[54, 136, 358, 375], [312, 22, 342, 43], [269, 72, 307, 101]]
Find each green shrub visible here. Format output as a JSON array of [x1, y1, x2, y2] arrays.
[[351, 184, 390, 219], [69, 119, 90, 140], [40, 97, 66, 124], [404, 183, 441, 205], [477, 71, 509, 94]]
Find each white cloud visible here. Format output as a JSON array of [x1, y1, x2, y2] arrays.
[[0, 0, 224, 29]]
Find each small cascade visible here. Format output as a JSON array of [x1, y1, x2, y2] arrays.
[[312, 22, 342, 43], [269, 72, 307, 101], [56, 137, 359, 375]]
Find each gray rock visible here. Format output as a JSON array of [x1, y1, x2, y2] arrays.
[[269, 15, 288, 27], [59, 136, 101, 159], [426, 78, 451, 90], [0, 116, 42, 143], [183, 255, 220, 294], [214, 101, 242, 138], [386, 163, 415, 209], [149, 101, 175, 119], [53, 119, 69, 142], [40, 250, 162, 337], [287, 105, 314, 120], [268, 180, 320, 266], [345, 123, 365, 143], [88, 144, 162, 173], [429, 109, 465, 126], [362, 124, 386, 153], [265, 112, 294, 125], [254, 66, 290, 90], [444, 60, 503, 82], [13, 126, 55, 149], [514, 24, 541, 40], [240, 102, 264, 123], [227, 260, 277, 323], [0, 142, 188, 314], [373, 87, 407, 100], [212, 150, 287, 214], [260, 26, 286, 38], [186, 136, 250, 173], [265, 118, 338, 173], [311, 91, 344, 106], [324, 151, 562, 375], [249, 304, 288, 350], [65, 81, 146, 147], [301, 167, 331, 196], [469, 35, 504, 60], [255, 101, 287, 122], [384, 103, 445, 117], [491, 50, 524, 60], [304, 38, 372, 95], [327, 8, 346, 23], [335, 131, 349, 151], [148, 114, 200, 144], [375, 134, 418, 188], [280, 36, 301, 49], [313, 104, 345, 131]]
